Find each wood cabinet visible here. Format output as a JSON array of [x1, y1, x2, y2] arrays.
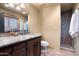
[[0, 45, 12, 56], [12, 47, 26, 56], [26, 44, 34, 56], [12, 42, 26, 56], [26, 37, 41, 56], [0, 36, 41, 56]]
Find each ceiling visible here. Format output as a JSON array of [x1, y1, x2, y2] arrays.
[[0, 3, 75, 15], [32, 3, 58, 9], [0, 3, 28, 16], [61, 3, 75, 12], [32, 3, 75, 12]]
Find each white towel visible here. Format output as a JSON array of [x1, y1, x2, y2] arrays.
[[69, 9, 79, 37]]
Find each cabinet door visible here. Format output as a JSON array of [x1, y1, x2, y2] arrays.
[[26, 43, 34, 56], [13, 42, 26, 51], [26, 37, 41, 56], [33, 38, 41, 56], [12, 42, 26, 56], [12, 47, 26, 56], [27, 46, 34, 56], [0, 46, 12, 56]]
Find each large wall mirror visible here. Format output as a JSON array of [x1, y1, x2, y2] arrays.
[[19, 16, 28, 34], [0, 12, 19, 33], [4, 16, 18, 32], [0, 12, 28, 36]]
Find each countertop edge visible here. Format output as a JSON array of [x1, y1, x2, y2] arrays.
[[0, 33, 41, 48]]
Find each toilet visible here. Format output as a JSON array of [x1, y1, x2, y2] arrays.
[[41, 40, 49, 52]]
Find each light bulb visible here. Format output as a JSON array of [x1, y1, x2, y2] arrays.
[[8, 3, 15, 8], [16, 6, 21, 11], [20, 3, 25, 8], [4, 4, 9, 7], [22, 12, 26, 14]]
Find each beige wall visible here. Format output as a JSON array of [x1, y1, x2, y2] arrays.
[[28, 4, 61, 49], [41, 4, 61, 49], [27, 4, 61, 49], [28, 4, 42, 34]]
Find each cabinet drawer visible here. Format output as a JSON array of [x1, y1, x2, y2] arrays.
[[13, 42, 26, 51]]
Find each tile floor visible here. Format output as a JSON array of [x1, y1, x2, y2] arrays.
[[41, 48, 76, 56]]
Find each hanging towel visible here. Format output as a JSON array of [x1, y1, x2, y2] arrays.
[[69, 9, 79, 37]]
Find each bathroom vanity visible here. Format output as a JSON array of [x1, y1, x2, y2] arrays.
[[0, 33, 41, 56]]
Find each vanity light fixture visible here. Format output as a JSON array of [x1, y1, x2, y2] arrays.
[[16, 6, 21, 11], [22, 12, 26, 14], [8, 3, 15, 8], [4, 4, 9, 7], [4, 3, 15, 8], [4, 3, 26, 15], [20, 3, 25, 8]]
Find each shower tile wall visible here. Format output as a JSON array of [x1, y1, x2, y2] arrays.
[[61, 11, 72, 47]]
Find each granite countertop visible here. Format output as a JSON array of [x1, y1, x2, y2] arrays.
[[0, 33, 41, 48]]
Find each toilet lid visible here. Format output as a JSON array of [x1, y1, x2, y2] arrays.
[[41, 41, 48, 46]]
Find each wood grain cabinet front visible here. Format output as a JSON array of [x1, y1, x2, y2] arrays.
[[26, 37, 41, 56], [0, 36, 41, 56], [33, 38, 41, 56], [12, 47, 26, 56], [0, 46, 12, 56], [12, 41, 26, 56], [26, 44, 34, 56]]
